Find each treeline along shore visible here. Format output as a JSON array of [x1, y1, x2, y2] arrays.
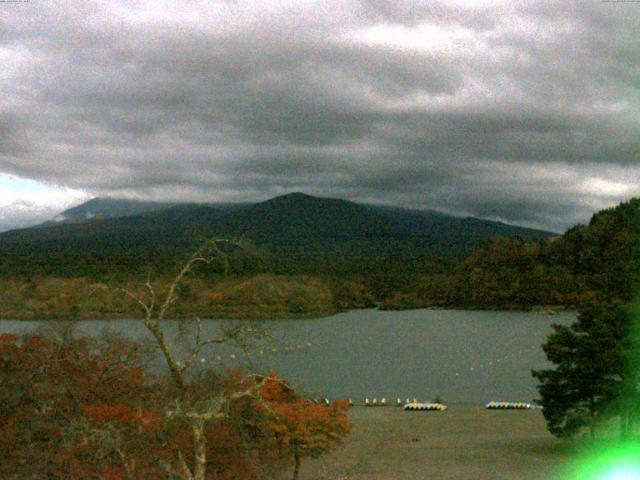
[[2, 195, 640, 319], [0, 274, 374, 321]]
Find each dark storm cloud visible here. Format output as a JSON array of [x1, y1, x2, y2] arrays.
[[0, 0, 639, 232]]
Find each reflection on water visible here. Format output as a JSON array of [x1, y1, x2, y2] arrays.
[[0, 309, 574, 404]]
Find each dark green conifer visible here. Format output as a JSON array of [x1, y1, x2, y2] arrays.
[[533, 302, 636, 438]]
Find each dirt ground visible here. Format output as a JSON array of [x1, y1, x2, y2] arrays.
[[301, 405, 576, 480]]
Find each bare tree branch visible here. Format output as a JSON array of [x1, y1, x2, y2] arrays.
[[116, 237, 273, 480]]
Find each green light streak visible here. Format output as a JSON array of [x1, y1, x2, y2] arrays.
[[562, 441, 640, 480]]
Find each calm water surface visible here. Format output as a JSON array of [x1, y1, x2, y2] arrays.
[[0, 309, 574, 404]]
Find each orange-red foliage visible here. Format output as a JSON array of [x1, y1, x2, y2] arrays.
[[0, 335, 349, 479], [0, 332, 163, 479], [259, 376, 351, 462], [206, 291, 226, 301]]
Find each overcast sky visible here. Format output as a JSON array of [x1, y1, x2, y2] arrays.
[[1, 0, 639, 233]]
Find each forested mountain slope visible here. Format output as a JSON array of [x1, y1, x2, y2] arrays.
[[0, 192, 553, 277], [415, 198, 640, 309]]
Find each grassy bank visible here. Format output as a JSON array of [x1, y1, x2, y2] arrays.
[[301, 405, 577, 480]]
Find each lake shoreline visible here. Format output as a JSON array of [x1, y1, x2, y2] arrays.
[[0, 274, 573, 322], [0, 304, 571, 322]]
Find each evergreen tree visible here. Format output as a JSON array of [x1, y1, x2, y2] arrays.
[[532, 302, 635, 438]]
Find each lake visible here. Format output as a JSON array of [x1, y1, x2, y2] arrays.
[[0, 309, 574, 404]]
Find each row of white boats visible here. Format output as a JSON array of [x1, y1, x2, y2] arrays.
[[484, 401, 533, 410], [313, 398, 533, 410]]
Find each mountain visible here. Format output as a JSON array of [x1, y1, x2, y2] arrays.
[[45, 198, 175, 225], [45, 197, 252, 225], [0, 192, 554, 276]]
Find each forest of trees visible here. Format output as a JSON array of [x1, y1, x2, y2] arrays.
[[0, 242, 351, 479], [0, 331, 350, 479], [531, 199, 640, 439], [387, 198, 640, 310], [5, 198, 640, 320]]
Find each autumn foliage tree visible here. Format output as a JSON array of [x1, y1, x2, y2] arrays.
[[0, 239, 351, 479], [0, 331, 350, 479], [0, 331, 161, 479], [118, 238, 351, 479], [258, 377, 351, 480]]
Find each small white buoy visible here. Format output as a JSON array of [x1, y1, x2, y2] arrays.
[[372, 398, 378, 406], [397, 398, 403, 406], [365, 398, 370, 406], [381, 398, 387, 406], [348, 398, 353, 407], [324, 398, 330, 406]]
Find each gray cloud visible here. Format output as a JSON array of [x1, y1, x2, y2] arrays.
[[1, 0, 639, 233]]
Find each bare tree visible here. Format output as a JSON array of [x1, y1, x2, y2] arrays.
[[119, 238, 282, 480]]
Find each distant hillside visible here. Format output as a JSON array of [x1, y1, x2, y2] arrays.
[[552, 197, 640, 301], [2, 193, 638, 314], [420, 197, 640, 310], [0, 192, 554, 277]]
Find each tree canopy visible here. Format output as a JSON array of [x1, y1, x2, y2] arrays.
[[533, 302, 640, 439]]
